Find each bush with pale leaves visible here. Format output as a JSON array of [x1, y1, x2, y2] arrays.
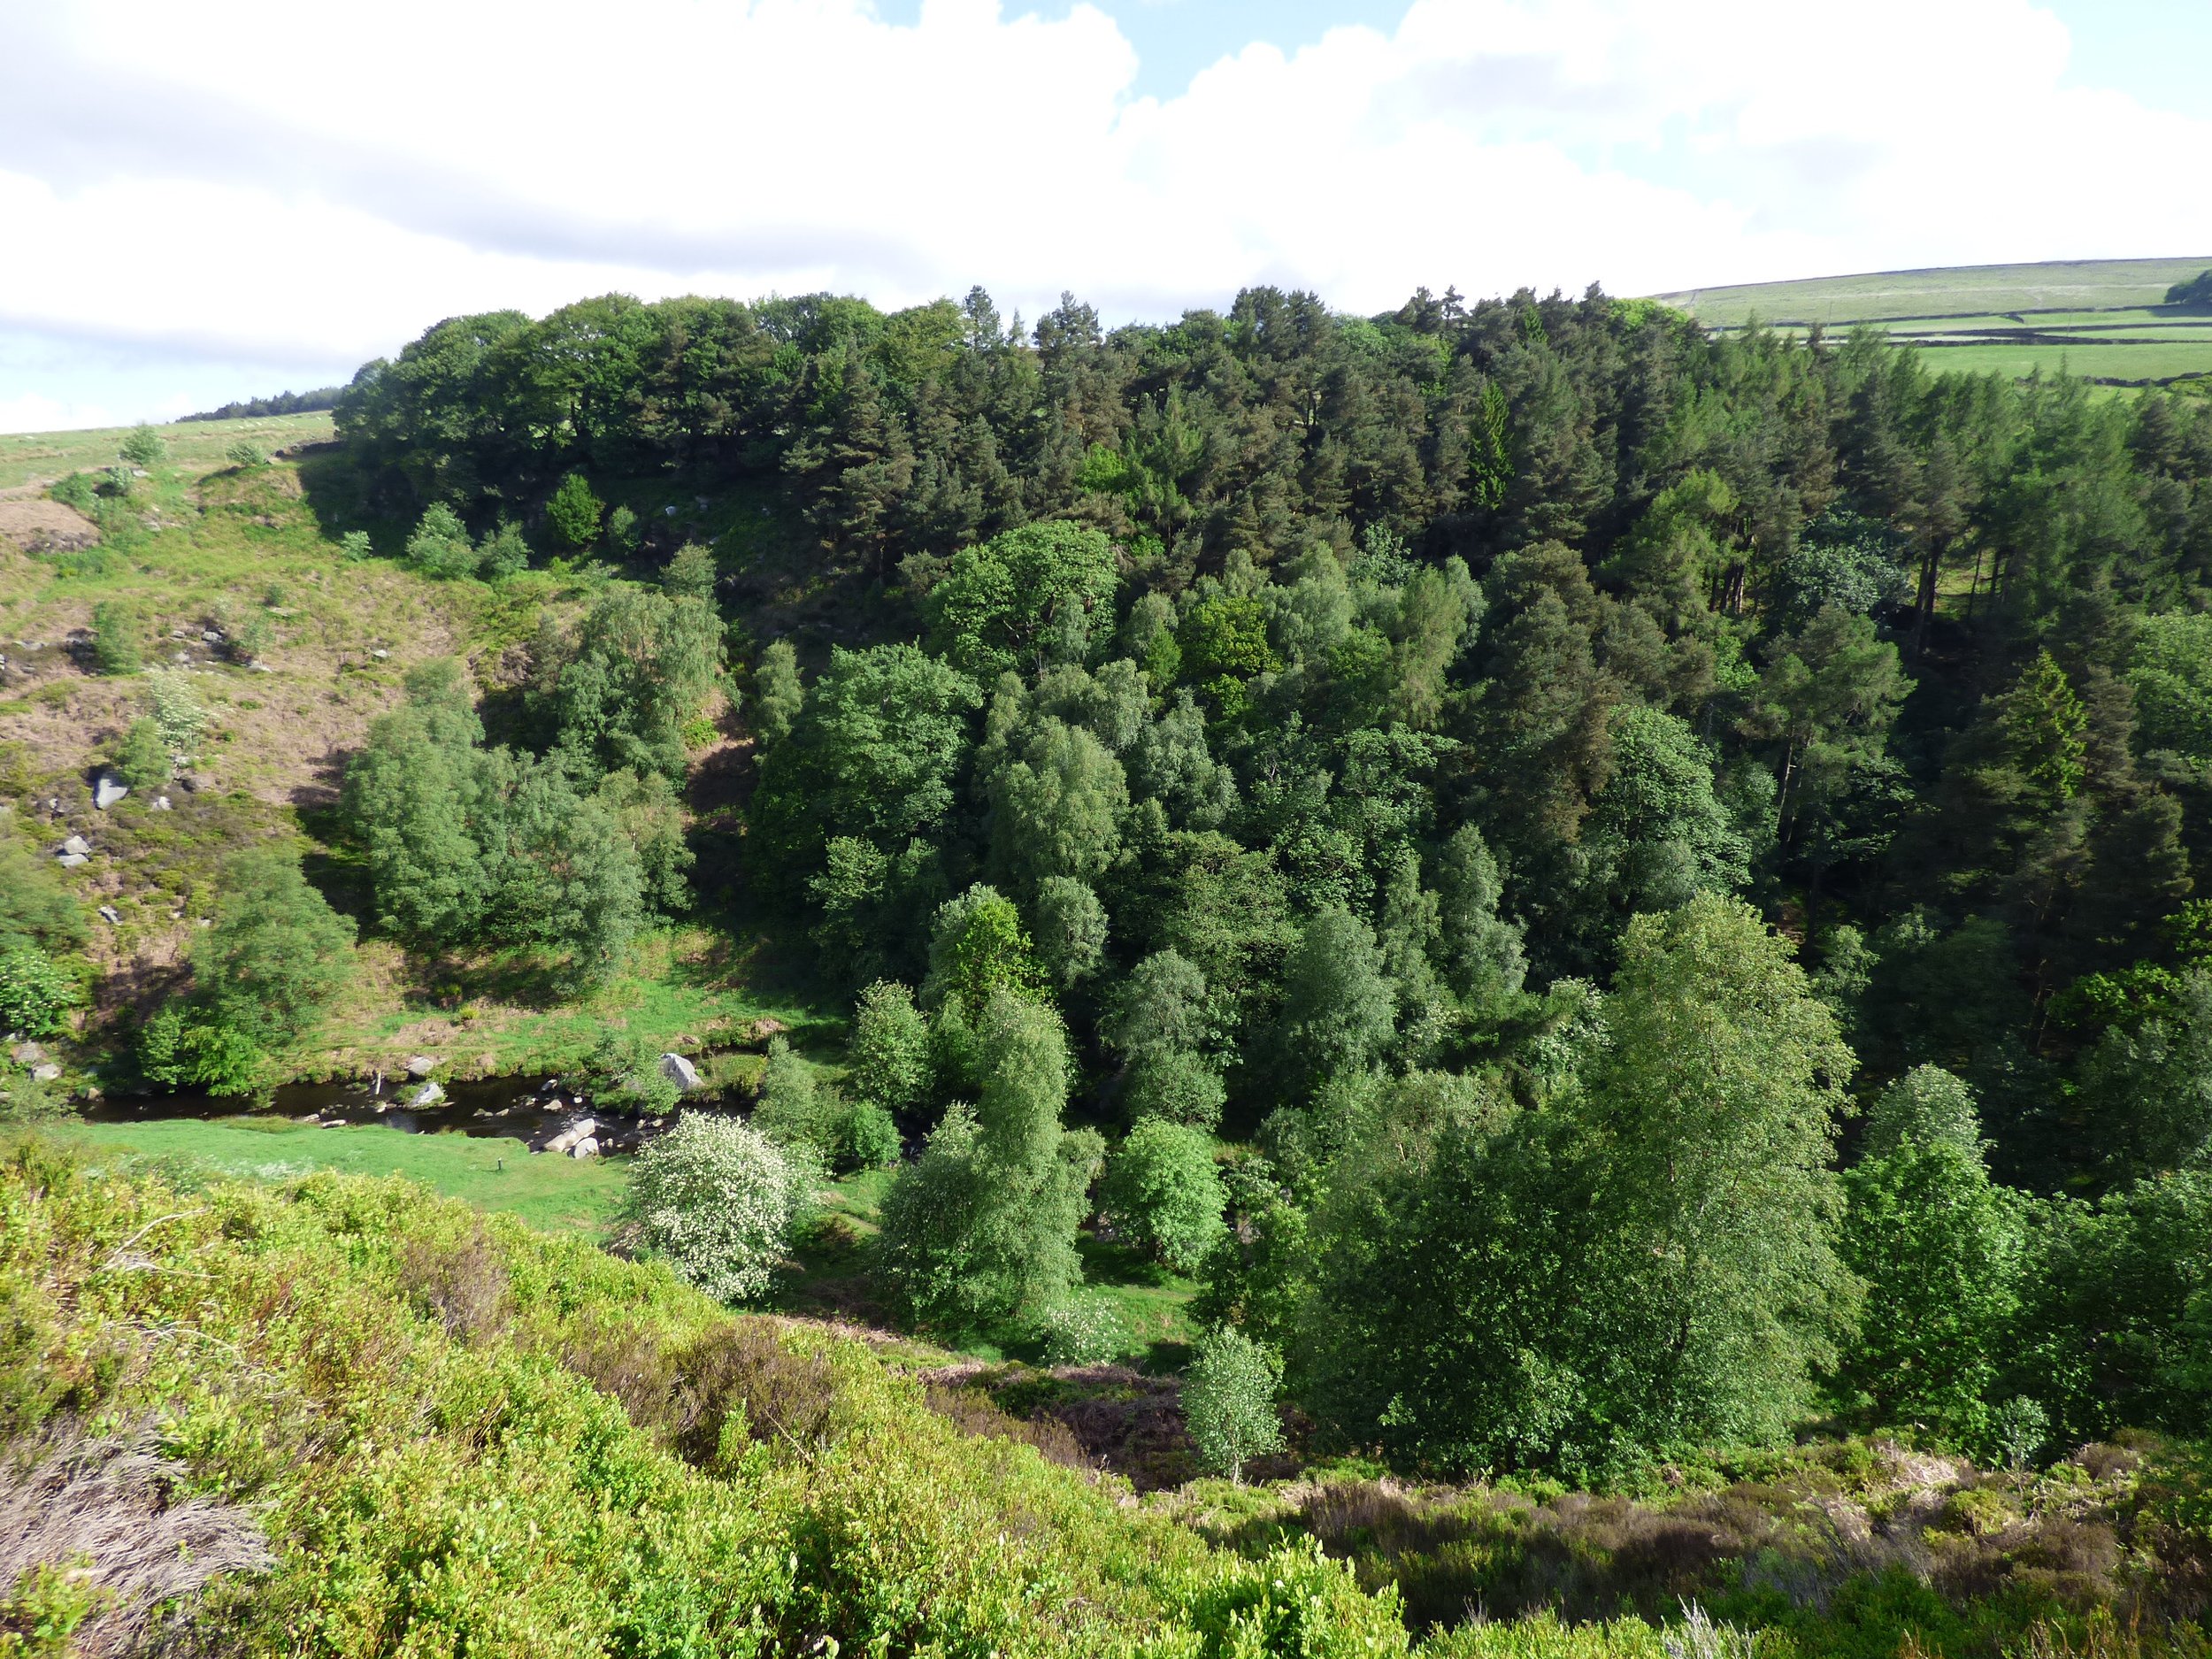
[[626, 1113, 817, 1303]]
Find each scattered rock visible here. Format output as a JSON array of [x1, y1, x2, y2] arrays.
[[545, 1118, 598, 1156], [56, 853, 87, 869], [93, 775, 127, 810], [30, 1064, 61, 1083], [570, 1138, 600, 1159], [58, 835, 90, 857], [250, 662, 273, 673], [10, 1042, 45, 1065], [404, 1055, 440, 1079], [406, 1081, 445, 1108], [658, 1052, 703, 1091], [201, 629, 223, 644], [369, 648, 389, 660], [152, 795, 172, 811], [97, 905, 120, 925]]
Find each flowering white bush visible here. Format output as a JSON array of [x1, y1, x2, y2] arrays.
[[626, 1113, 815, 1303], [1038, 1295, 1125, 1367]]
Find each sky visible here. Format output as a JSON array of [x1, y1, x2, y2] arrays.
[[2, 0, 2208, 433]]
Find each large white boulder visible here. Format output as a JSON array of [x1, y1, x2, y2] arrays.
[[658, 1052, 703, 1091], [406, 1080, 445, 1108], [93, 776, 128, 810]]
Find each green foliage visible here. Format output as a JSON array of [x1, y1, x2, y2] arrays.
[[878, 992, 1094, 1327], [89, 600, 142, 675], [1305, 896, 1855, 1479], [342, 662, 646, 980], [595, 766, 694, 913], [663, 541, 718, 598], [749, 639, 803, 748], [119, 422, 165, 468], [404, 501, 477, 578], [1840, 1071, 2026, 1445], [605, 502, 641, 556], [535, 587, 726, 782], [475, 518, 530, 579], [223, 439, 265, 468], [923, 520, 1118, 677], [144, 667, 207, 764], [111, 718, 170, 791], [1272, 906, 1396, 1098], [2131, 611, 2212, 761], [544, 471, 604, 550], [338, 528, 373, 561], [585, 1027, 684, 1115], [188, 846, 357, 1054], [0, 945, 80, 1038], [923, 885, 1046, 1022], [1183, 1326, 1284, 1480], [1997, 649, 2089, 803], [849, 979, 930, 1115], [0, 841, 85, 955], [1100, 1118, 1225, 1272], [626, 1110, 814, 1302]]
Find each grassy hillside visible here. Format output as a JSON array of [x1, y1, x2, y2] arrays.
[[1652, 257, 2212, 386], [0, 1143, 1408, 1656], [0, 419, 827, 1091]]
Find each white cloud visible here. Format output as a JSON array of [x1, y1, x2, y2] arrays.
[[0, 391, 114, 434], [0, 0, 2205, 407]]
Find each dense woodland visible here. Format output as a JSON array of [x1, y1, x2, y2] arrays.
[[47, 280, 2212, 1493]]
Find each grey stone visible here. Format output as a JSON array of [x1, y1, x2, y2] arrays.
[[55, 853, 87, 869], [545, 1118, 598, 1156], [406, 1080, 445, 1108], [658, 1052, 703, 1091], [96, 905, 120, 925], [201, 630, 223, 644], [30, 1064, 61, 1083], [152, 795, 172, 811], [404, 1054, 440, 1078], [58, 835, 90, 857], [93, 775, 127, 810], [570, 1138, 600, 1159], [10, 1042, 45, 1065]]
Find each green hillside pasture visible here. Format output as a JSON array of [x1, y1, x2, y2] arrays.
[[1902, 339, 2212, 382], [0, 410, 334, 490], [1654, 256, 2212, 326], [49, 1115, 633, 1236]]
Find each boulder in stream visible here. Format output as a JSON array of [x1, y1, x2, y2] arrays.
[[406, 1080, 445, 1108], [658, 1052, 703, 1091]]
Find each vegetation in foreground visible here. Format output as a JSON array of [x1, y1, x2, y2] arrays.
[[7, 265, 2212, 1650]]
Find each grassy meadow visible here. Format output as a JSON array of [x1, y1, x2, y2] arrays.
[[1652, 255, 2212, 386]]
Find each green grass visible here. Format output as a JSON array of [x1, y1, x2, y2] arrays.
[[0, 411, 335, 490], [1650, 257, 2212, 387], [1654, 257, 2212, 326], [47, 1115, 634, 1236]]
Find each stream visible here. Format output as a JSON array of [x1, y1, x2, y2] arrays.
[[86, 1071, 704, 1155]]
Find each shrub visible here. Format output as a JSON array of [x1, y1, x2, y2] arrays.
[[664, 541, 718, 598], [113, 718, 170, 791], [90, 601, 142, 675], [849, 979, 930, 1115], [1100, 1118, 1225, 1273], [587, 1029, 684, 1116], [626, 1112, 815, 1302], [224, 440, 265, 468], [138, 1002, 270, 1096], [1182, 1326, 1283, 1481], [844, 1098, 902, 1168], [606, 502, 641, 556], [103, 465, 134, 498], [1039, 1295, 1125, 1366], [119, 423, 165, 467], [338, 529, 373, 561], [405, 503, 478, 579], [0, 944, 81, 1037], [144, 669, 207, 764], [476, 520, 530, 579], [545, 472, 603, 551], [48, 472, 98, 512]]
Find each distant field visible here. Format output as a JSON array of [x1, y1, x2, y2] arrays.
[[1652, 257, 2212, 387], [0, 410, 334, 490]]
